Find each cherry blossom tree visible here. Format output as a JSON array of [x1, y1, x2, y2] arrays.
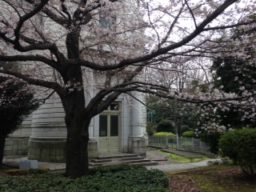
[[0, 0, 255, 177]]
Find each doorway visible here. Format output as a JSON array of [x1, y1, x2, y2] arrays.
[[98, 102, 120, 155]]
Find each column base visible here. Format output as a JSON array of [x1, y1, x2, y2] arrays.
[[28, 138, 99, 162], [28, 138, 66, 162], [4, 137, 29, 157], [88, 139, 98, 159], [128, 137, 146, 156]]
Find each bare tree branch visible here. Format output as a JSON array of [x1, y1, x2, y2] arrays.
[[0, 69, 64, 95], [75, 0, 238, 70], [13, 0, 49, 50], [0, 54, 59, 70]]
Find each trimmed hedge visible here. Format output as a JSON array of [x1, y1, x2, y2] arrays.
[[0, 165, 169, 192], [182, 131, 195, 138], [156, 119, 175, 133], [219, 128, 256, 176], [154, 132, 175, 137]]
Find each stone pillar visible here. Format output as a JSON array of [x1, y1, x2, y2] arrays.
[[28, 94, 67, 162], [128, 92, 147, 155]]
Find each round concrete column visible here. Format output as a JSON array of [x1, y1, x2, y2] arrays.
[[130, 93, 146, 137], [128, 92, 147, 155], [4, 115, 32, 157], [28, 94, 67, 162]]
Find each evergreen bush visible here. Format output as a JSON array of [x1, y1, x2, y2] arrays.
[[182, 131, 195, 138], [219, 128, 256, 176]]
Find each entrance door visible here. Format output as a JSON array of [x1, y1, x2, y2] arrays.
[[98, 102, 120, 154]]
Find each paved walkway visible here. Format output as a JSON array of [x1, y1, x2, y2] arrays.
[[3, 149, 219, 173], [146, 149, 220, 173], [146, 159, 220, 173]]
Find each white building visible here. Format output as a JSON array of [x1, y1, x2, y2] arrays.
[[4, 0, 148, 162]]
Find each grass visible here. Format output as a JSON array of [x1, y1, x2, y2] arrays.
[[160, 150, 208, 163], [169, 165, 256, 192], [169, 153, 208, 163]]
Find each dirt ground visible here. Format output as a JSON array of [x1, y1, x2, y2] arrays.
[[169, 166, 256, 192]]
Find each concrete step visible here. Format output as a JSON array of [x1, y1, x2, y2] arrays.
[[120, 156, 145, 161], [97, 153, 138, 160], [89, 154, 159, 167], [89, 160, 158, 167], [90, 159, 112, 163], [121, 158, 152, 164], [129, 161, 159, 166], [91, 156, 144, 163]]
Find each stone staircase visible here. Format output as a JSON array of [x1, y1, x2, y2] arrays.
[[89, 153, 158, 167]]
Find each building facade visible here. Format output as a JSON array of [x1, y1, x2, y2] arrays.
[[5, 90, 147, 162], [3, 0, 148, 162]]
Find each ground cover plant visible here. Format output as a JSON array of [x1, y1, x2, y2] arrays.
[[169, 165, 256, 192], [0, 165, 169, 192]]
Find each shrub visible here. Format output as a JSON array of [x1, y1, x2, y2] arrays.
[[156, 119, 175, 133], [154, 132, 175, 137], [154, 132, 176, 143], [219, 128, 256, 176], [182, 131, 195, 138], [146, 123, 156, 136], [0, 165, 169, 192], [0, 76, 38, 167], [200, 132, 221, 154]]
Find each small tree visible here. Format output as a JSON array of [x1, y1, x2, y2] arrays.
[[0, 76, 38, 167]]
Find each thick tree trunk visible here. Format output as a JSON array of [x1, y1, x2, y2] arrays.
[[62, 87, 90, 178], [0, 136, 6, 168], [62, 27, 91, 178], [65, 111, 90, 178]]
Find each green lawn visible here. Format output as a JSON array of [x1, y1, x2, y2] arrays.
[[161, 150, 208, 163]]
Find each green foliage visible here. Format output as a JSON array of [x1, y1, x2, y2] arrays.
[[154, 132, 176, 143], [146, 122, 156, 136], [210, 55, 256, 129], [182, 131, 195, 138], [0, 165, 169, 192], [200, 132, 221, 154], [219, 128, 256, 176], [154, 132, 175, 137], [0, 76, 38, 136], [147, 96, 199, 135], [0, 76, 38, 166], [156, 119, 174, 133]]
